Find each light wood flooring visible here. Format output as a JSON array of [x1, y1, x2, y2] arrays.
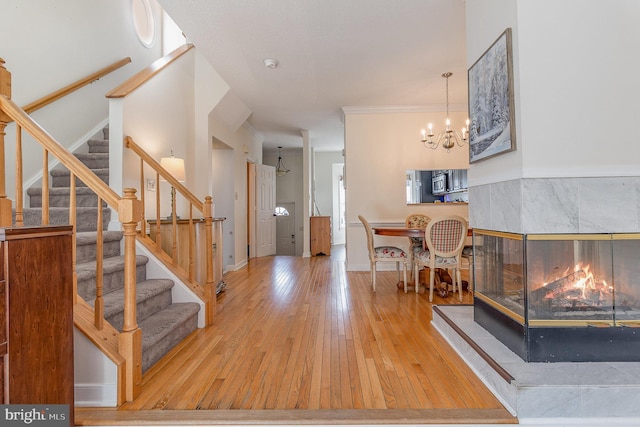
[[76, 247, 516, 425]]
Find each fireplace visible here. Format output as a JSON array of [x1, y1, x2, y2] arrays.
[[473, 229, 640, 362]]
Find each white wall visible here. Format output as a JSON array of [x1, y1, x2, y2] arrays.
[[466, 0, 640, 234], [113, 49, 196, 220], [343, 110, 470, 270], [516, 0, 640, 178], [466, 0, 640, 182], [209, 119, 263, 271], [1, 0, 162, 200], [465, 0, 520, 188], [212, 141, 235, 269], [314, 151, 344, 217]]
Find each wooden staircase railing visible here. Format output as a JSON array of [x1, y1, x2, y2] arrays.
[[0, 57, 143, 402], [124, 136, 217, 326]]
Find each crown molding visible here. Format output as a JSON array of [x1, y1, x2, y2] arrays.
[[341, 104, 467, 114]]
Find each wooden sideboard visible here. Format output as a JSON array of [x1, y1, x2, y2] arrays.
[[1, 226, 74, 425], [310, 216, 331, 256], [148, 218, 225, 286]]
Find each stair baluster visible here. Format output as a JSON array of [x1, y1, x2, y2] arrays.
[[14, 125, 23, 226], [95, 195, 104, 330], [42, 148, 49, 224]]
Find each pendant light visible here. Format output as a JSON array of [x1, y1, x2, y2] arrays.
[[275, 146, 290, 176]]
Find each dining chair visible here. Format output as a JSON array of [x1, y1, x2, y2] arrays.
[[405, 214, 431, 282], [413, 215, 468, 302], [358, 215, 408, 293]]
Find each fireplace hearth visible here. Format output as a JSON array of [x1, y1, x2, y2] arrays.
[[473, 229, 640, 362]]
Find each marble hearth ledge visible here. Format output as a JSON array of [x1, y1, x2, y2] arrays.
[[469, 176, 640, 234], [432, 305, 640, 421]]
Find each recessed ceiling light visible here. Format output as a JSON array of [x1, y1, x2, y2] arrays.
[[263, 58, 278, 69]]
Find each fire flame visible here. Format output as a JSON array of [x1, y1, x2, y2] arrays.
[[540, 263, 613, 301]]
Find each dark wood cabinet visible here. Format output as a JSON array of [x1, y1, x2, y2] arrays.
[[1, 226, 74, 425]]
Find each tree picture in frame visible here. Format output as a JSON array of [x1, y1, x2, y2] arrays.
[[468, 28, 516, 163]]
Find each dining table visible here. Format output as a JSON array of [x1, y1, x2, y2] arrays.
[[373, 226, 473, 237], [372, 226, 424, 238], [371, 226, 473, 291]]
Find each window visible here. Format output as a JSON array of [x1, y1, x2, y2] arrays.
[[132, 0, 156, 48], [275, 206, 290, 216]]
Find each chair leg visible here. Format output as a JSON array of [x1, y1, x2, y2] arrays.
[[429, 267, 435, 302], [414, 263, 420, 293], [408, 255, 414, 282], [456, 267, 463, 301], [403, 261, 408, 294], [372, 261, 377, 292], [449, 267, 457, 295]]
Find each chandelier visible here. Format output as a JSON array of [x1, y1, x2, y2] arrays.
[[275, 146, 290, 176], [421, 72, 469, 151]]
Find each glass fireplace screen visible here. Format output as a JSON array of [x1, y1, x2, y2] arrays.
[[473, 230, 640, 362], [474, 230, 640, 326]]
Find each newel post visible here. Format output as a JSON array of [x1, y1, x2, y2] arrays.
[[118, 188, 143, 401], [0, 59, 13, 227], [204, 196, 215, 326]]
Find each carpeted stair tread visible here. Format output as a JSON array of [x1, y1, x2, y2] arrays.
[[21, 206, 111, 232], [140, 303, 199, 348], [139, 302, 200, 371], [50, 167, 109, 177], [76, 230, 125, 263], [76, 230, 123, 246], [76, 254, 149, 282], [73, 152, 109, 169], [26, 186, 106, 208], [27, 186, 100, 197], [76, 254, 149, 300], [50, 168, 109, 188], [87, 141, 109, 154], [98, 279, 175, 328]]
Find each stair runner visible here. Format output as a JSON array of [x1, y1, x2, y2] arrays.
[[23, 126, 199, 372]]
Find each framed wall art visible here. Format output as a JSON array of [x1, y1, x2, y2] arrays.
[[467, 28, 516, 163]]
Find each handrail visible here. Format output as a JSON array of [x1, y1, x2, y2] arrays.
[[124, 136, 203, 210], [0, 96, 120, 207], [21, 57, 131, 117], [106, 44, 194, 99]]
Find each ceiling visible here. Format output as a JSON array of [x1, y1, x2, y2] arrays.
[[158, 0, 468, 152]]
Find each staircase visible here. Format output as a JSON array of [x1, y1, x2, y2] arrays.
[[25, 126, 200, 373]]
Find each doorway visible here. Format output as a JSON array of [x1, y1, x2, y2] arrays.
[[276, 202, 296, 255]]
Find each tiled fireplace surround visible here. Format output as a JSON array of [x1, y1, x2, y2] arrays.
[[432, 176, 640, 421], [468, 177, 640, 234]]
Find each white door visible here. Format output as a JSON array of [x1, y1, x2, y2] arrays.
[[256, 164, 276, 257], [276, 203, 296, 255]]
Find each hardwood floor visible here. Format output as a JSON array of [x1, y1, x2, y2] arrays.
[[76, 247, 516, 425]]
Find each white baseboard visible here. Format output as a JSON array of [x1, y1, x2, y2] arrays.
[[74, 383, 118, 407]]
